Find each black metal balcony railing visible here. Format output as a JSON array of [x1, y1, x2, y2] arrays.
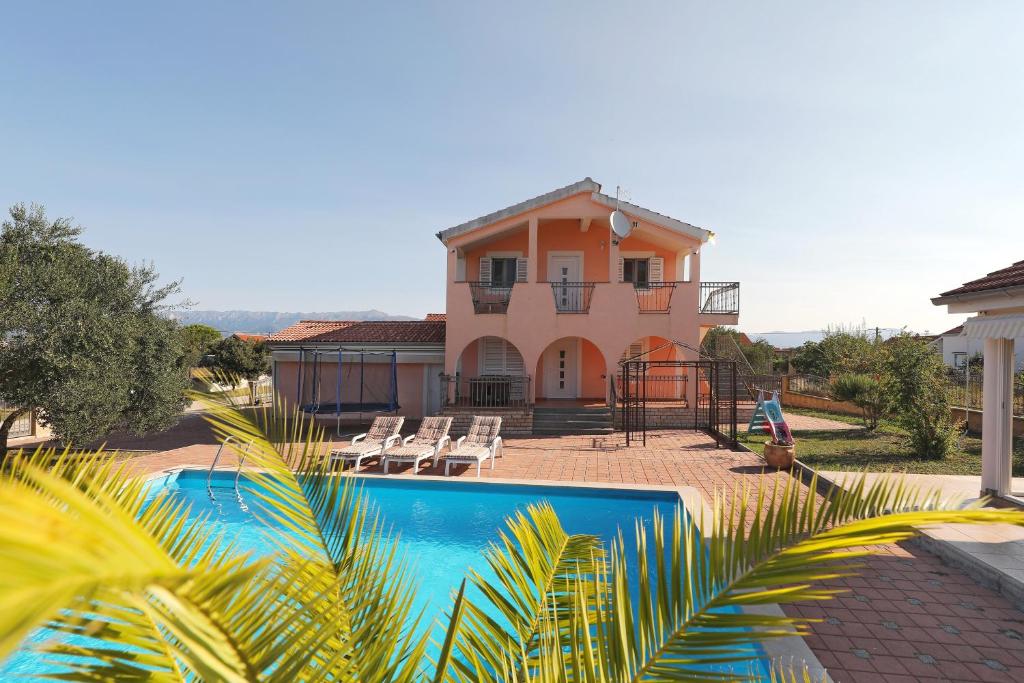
[[699, 281, 740, 315], [468, 281, 514, 314], [441, 374, 531, 408], [634, 282, 677, 313], [550, 281, 596, 313]]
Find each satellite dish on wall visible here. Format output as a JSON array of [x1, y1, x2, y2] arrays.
[[610, 210, 632, 240]]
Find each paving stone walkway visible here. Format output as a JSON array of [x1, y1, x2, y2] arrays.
[[117, 415, 1024, 682]]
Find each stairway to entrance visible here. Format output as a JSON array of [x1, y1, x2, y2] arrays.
[[533, 404, 614, 436]]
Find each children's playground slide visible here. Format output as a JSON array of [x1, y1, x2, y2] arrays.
[[747, 391, 794, 446]]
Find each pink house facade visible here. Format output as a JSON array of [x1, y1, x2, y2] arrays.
[[268, 178, 738, 432], [439, 178, 738, 410]]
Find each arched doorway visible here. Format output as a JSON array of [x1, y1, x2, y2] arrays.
[[450, 336, 529, 407], [536, 337, 606, 402]]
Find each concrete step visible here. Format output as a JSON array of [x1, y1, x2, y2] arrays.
[[533, 406, 613, 435], [535, 429, 613, 436]]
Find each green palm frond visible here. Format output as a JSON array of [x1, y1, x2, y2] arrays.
[[192, 391, 431, 681], [439, 502, 605, 681]]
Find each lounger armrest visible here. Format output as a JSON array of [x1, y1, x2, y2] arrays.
[[402, 434, 416, 445], [455, 435, 466, 449], [384, 434, 402, 449], [351, 433, 368, 445], [435, 435, 451, 453], [490, 436, 502, 455]]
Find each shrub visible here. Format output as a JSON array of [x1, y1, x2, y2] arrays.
[[882, 334, 962, 458], [830, 373, 884, 430]]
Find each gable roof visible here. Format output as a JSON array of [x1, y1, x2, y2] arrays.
[[424, 313, 446, 321], [435, 177, 712, 245], [267, 320, 445, 345], [939, 324, 964, 337], [933, 259, 1024, 304]]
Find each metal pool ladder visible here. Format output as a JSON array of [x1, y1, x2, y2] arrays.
[[207, 436, 254, 510]]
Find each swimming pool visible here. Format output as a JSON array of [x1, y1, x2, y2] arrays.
[[2, 469, 770, 679]]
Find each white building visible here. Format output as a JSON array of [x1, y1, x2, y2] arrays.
[[933, 324, 1024, 370], [933, 258, 1024, 499]]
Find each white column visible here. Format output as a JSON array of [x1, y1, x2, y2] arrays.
[[981, 337, 1015, 496]]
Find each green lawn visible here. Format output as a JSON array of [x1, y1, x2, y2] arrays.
[[738, 407, 1024, 476]]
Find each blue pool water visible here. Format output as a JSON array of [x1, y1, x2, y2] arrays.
[[2, 470, 769, 679]]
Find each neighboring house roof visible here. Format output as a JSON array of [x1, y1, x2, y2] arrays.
[[737, 332, 753, 346], [939, 324, 964, 337], [933, 259, 1024, 303], [435, 177, 713, 245], [231, 333, 267, 343], [267, 320, 445, 345], [424, 313, 446, 321]]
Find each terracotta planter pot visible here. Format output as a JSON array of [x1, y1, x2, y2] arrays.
[[763, 441, 796, 469]]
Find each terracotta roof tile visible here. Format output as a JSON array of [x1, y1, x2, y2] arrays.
[[231, 333, 268, 343], [939, 259, 1024, 297], [267, 320, 445, 344], [424, 313, 446, 321]]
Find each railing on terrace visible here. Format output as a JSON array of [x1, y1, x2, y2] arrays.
[[787, 374, 832, 398], [0, 401, 32, 439], [550, 281, 596, 313], [441, 374, 531, 409], [699, 281, 740, 315], [467, 281, 514, 314], [946, 368, 1024, 416], [635, 282, 677, 313], [616, 373, 689, 403]]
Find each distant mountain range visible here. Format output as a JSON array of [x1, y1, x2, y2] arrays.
[[168, 310, 416, 335], [746, 328, 905, 348]]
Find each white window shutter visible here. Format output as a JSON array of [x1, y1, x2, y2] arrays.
[[515, 257, 528, 283], [479, 257, 492, 285], [649, 257, 664, 283], [616, 257, 624, 282], [622, 341, 644, 361], [482, 337, 503, 374]]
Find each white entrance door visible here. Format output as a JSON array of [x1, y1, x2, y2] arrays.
[[544, 340, 578, 399], [550, 255, 582, 312]]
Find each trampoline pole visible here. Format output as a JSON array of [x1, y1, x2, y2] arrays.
[[296, 347, 304, 407], [359, 352, 365, 413], [391, 350, 398, 412], [336, 347, 342, 417]]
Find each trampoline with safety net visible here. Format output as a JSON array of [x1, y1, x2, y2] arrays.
[[296, 347, 399, 433]]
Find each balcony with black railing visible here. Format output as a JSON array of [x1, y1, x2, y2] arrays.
[[550, 281, 596, 313], [634, 282, 677, 313], [468, 281, 514, 314], [699, 281, 740, 315], [441, 374, 531, 409]]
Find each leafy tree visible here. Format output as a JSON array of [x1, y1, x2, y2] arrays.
[[830, 373, 885, 430], [791, 328, 884, 378], [882, 334, 961, 458], [0, 399, 1020, 680], [205, 336, 270, 385], [0, 204, 189, 455], [181, 324, 221, 367], [701, 326, 779, 374]]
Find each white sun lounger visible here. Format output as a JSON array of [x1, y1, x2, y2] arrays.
[[441, 416, 502, 477], [382, 416, 453, 475], [330, 416, 404, 471]]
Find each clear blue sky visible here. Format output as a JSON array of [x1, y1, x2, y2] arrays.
[[2, 2, 1020, 333]]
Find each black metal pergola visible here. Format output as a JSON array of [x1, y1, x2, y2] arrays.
[[619, 341, 739, 448]]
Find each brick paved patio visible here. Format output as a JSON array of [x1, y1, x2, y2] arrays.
[[111, 415, 1024, 682]]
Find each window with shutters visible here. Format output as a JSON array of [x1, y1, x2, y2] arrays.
[[481, 337, 525, 376], [622, 258, 649, 285], [490, 258, 518, 287]]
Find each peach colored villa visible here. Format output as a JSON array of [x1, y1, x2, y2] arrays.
[[268, 178, 739, 435]]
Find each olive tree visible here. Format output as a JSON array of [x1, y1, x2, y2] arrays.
[[0, 204, 189, 455]]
